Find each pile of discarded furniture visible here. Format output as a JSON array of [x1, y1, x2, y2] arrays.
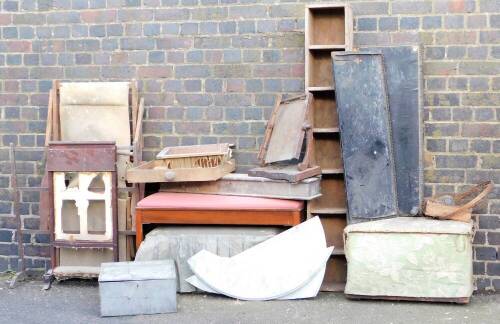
[[29, 2, 494, 317]]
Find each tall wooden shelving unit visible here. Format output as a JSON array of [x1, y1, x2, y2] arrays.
[[305, 3, 353, 292]]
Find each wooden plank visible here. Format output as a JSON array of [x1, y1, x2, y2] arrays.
[[156, 143, 231, 159], [248, 164, 321, 183], [264, 95, 308, 164], [126, 159, 236, 183], [257, 95, 281, 164], [332, 53, 398, 223], [160, 174, 322, 200], [136, 209, 302, 248], [47, 142, 116, 172], [321, 256, 347, 292], [309, 176, 346, 212], [360, 46, 423, 216], [307, 6, 346, 45]]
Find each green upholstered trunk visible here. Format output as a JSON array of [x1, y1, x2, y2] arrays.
[[344, 217, 473, 301]]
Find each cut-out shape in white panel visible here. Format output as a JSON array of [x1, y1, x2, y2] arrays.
[[187, 216, 332, 300], [54, 172, 113, 242]]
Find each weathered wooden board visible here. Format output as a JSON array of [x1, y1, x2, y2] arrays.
[[126, 159, 236, 183], [360, 46, 423, 216], [265, 96, 308, 164], [59, 82, 131, 185], [332, 53, 398, 222], [248, 164, 321, 183], [160, 173, 322, 200]]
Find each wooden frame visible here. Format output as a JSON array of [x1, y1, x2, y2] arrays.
[[305, 3, 353, 292], [250, 94, 321, 182], [42, 81, 144, 262], [126, 159, 236, 183], [136, 208, 302, 249], [46, 142, 119, 283]]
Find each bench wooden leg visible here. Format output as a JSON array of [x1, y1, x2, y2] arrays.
[[135, 210, 143, 249]]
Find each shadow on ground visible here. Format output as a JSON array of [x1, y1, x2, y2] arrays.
[[0, 279, 498, 324]]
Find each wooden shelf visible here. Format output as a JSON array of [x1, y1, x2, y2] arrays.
[[321, 168, 344, 175], [332, 248, 345, 256], [309, 207, 347, 215], [313, 127, 339, 133], [306, 3, 352, 293], [307, 86, 334, 92], [309, 44, 346, 50]]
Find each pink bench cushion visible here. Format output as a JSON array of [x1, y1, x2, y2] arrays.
[[137, 192, 303, 211]]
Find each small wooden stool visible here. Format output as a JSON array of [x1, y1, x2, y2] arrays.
[[135, 192, 303, 248]]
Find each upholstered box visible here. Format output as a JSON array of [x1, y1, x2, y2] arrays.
[[344, 217, 473, 303]]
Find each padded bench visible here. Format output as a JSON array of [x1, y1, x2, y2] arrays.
[[135, 192, 304, 248]]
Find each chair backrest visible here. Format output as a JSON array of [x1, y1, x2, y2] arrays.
[[59, 82, 131, 146]]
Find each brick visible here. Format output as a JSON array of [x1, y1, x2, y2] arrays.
[[400, 17, 419, 30], [463, 93, 500, 106], [452, 108, 473, 122], [425, 47, 445, 60], [486, 263, 500, 276], [426, 78, 446, 91], [47, 12, 80, 24], [175, 65, 210, 78], [481, 156, 500, 169], [175, 122, 211, 135], [480, 31, 500, 44], [192, 7, 228, 20], [378, 17, 397, 31], [214, 65, 251, 78], [448, 77, 467, 90], [475, 247, 497, 261], [357, 18, 377, 32], [229, 5, 267, 19], [81, 10, 116, 23], [425, 170, 464, 183], [467, 170, 500, 184], [473, 261, 485, 275], [155, 9, 189, 21], [460, 62, 500, 75], [256, 20, 275, 34], [214, 94, 252, 107], [488, 232, 500, 245], [426, 139, 446, 152], [479, 0, 499, 13], [149, 51, 165, 64], [467, 46, 488, 59], [220, 21, 237, 34], [138, 66, 172, 79], [445, 15, 464, 29], [351, 2, 389, 15], [425, 93, 459, 106], [436, 155, 477, 168], [422, 16, 441, 29], [491, 15, 500, 28], [238, 21, 256, 34], [176, 94, 212, 106], [423, 62, 457, 76], [474, 108, 495, 121], [181, 23, 198, 36], [200, 22, 218, 35], [466, 15, 487, 29], [474, 231, 486, 244], [194, 36, 230, 49], [471, 140, 491, 153], [449, 139, 468, 152], [435, 31, 477, 45], [447, 46, 466, 59], [205, 79, 223, 93], [392, 1, 432, 14], [184, 80, 201, 92], [462, 123, 500, 138]]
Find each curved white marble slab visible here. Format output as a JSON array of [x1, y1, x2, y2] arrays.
[[186, 260, 326, 300], [187, 217, 332, 300], [188, 247, 332, 301]]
